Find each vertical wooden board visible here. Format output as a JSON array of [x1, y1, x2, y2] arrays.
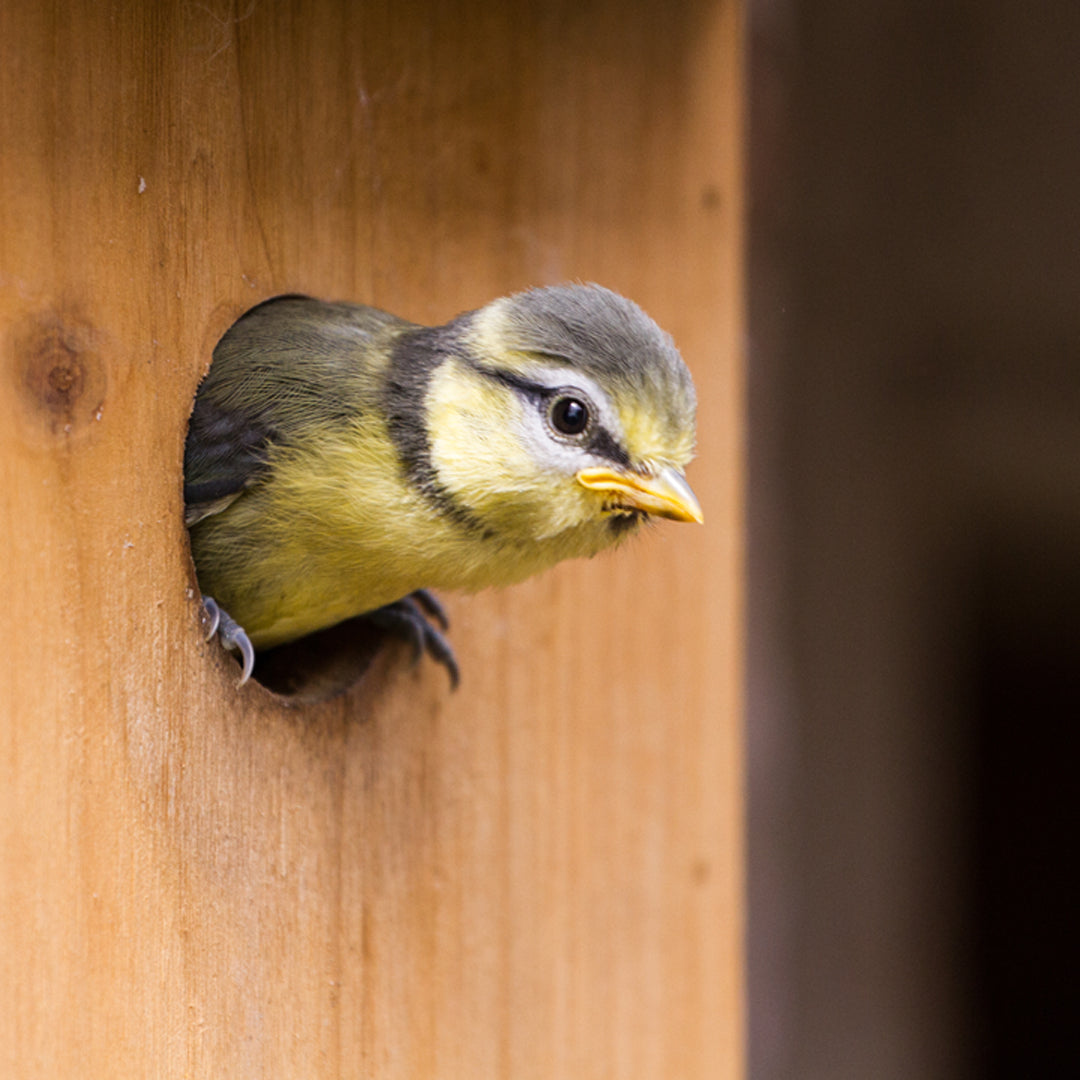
[[0, 1, 743, 1077]]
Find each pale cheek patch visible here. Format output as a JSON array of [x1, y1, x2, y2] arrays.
[[426, 359, 535, 498], [425, 359, 600, 539]]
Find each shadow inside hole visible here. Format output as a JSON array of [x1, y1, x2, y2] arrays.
[[250, 614, 391, 704]]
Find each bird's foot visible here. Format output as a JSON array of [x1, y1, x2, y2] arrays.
[[202, 596, 256, 687], [366, 590, 459, 689]]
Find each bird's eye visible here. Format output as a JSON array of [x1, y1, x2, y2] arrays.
[[549, 395, 590, 436]]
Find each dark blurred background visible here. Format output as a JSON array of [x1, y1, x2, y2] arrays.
[[747, 2, 1080, 1077]]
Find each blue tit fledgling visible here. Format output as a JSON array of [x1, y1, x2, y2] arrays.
[[184, 284, 702, 691]]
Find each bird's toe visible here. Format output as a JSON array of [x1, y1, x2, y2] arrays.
[[202, 595, 222, 641], [366, 593, 459, 689], [419, 619, 460, 690], [410, 589, 450, 631], [202, 595, 256, 687]]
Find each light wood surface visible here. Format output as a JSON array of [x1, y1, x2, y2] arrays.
[[0, 1, 743, 1075]]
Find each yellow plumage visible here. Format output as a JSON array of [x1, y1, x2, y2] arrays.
[[185, 285, 701, 688]]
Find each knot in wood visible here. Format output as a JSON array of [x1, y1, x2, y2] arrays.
[[41, 339, 86, 409], [8, 309, 107, 443]]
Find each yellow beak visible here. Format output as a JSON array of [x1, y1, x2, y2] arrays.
[[576, 465, 704, 524]]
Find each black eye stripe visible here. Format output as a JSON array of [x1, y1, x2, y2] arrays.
[[585, 426, 631, 468], [475, 363, 632, 467], [475, 364, 547, 400]]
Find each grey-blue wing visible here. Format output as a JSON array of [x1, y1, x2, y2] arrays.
[[183, 392, 277, 525], [183, 293, 409, 525]]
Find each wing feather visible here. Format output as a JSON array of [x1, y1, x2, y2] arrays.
[[183, 294, 411, 525]]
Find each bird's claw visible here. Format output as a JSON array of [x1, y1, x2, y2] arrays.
[[203, 596, 221, 641], [202, 596, 256, 687], [366, 592, 460, 690], [410, 588, 450, 631]]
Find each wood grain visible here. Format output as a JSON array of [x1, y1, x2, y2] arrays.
[[0, 1, 744, 1075]]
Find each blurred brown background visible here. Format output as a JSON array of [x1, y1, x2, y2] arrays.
[[748, 2, 1080, 1078]]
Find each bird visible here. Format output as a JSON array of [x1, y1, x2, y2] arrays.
[[184, 284, 702, 692]]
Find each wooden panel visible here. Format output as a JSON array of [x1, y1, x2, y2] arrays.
[[0, 1, 743, 1076]]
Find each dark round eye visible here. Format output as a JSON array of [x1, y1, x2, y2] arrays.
[[549, 396, 590, 436]]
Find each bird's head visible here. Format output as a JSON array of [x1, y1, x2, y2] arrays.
[[418, 285, 701, 555]]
